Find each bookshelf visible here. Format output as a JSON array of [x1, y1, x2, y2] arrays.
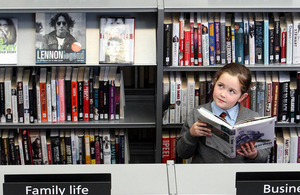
[[158, 0, 300, 162], [0, 0, 161, 163]]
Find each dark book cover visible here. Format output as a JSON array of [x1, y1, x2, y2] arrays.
[[50, 129, 61, 164], [296, 72, 300, 123], [77, 80, 84, 121], [22, 129, 32, 165], [35, 13, 86, 64], [269, 23, 275, 64], [89, 68, 94, 120], [273, 15, 281, 64], [0, 81, 5, 122], [103, 80, 109, 120], [65, 130, 72, 164], [65, 77, 72, 121], [8, 130, 16, 165], [278, 72, 290, 122], [163, 22, 173, 66], [255, 15, 264, 64], [225, 25, 232, 64]]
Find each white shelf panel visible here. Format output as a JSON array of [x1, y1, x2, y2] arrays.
[[164, 0, 300, 12], [0, 0, 158, 12]]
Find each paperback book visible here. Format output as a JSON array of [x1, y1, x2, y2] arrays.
[[197, 107, 275, 158], [99, 17, 135, 64], [0, 17, 17, 64], [35, 12, 86, 64]]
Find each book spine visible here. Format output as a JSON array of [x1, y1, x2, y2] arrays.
[[244, 17, 250, 65], [184, 30, 191, 66], [181, 85, 187, 123], [17, 82, 24, 123], [272, 81, 279, 121], [46, 81, 52, 122], [255, 20, 264, 64], [249, 20, 255, 64], [190, 14, 195, 65], [0, 82, 5, 122], [208, 21, 215, 65], [279, 82, 290, 122], [235, 21, 244, 64], [225, 26, 232, 64], [296, 72, 300, 123], [71, 81, 78, 122], [109, 81, 115, 120], [179, 13, 185, 66], [89, 77, 94, 120], [85, 132, 91, 164], [162, 131, 170, 163], [115, 85, 120, 120], [220, 18, 226, 65], [265, 82, 272, 116], [77, 81, 84, 121], [23, 82, 30, 124], [99, 81, 104, 120], [103, 81, 109, 120], [95, 133, 101, 164], [40, 82, 47, 122], [197, 18, 202, 66], [175, 79, 181, 124], [215, 21, 221, 64], [281, 29, 287, 64], [65, 80, 72, 121], [231, 25, 236, 63], [58, 78, 65, 121], [264, 14, 269, 65], [286, 22, 293, 64], [274, 20, 280, 64], [164, 23, 172, 66], [55, 80, 60, 122], [269, 28, 275, 64], [250, 82, 257, 112], [256, 81, 265, 116], [83, 80, 89, 121], [51, 136, 61, 164], [51, 80, 57, 122], [202, 23, 209, 66], [11, 88, 18, 123], [36, 82, 41, 123], [4, 80, 12, 122], [93, 88, 99, 120], [172, 22, 180, 66], [293, 19, 300, 64], [290, 87, 296, 123], [169, 76, 176, 124], [194, 26, 198, 65]]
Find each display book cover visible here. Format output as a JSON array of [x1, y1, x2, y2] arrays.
[[0, 17, 17, 64], [197, 107, 275, 158], [35, 12, 86, 64], [99, 17, 135, 64]]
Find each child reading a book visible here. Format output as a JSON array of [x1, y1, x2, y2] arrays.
[[176, 63, 271, 163]]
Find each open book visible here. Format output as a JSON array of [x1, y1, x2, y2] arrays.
[[197, 107, 275, 158]]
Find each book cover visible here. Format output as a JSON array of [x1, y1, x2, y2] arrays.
[[64, 129, 72, 164], [163, 14, 172, 66], [278, 71, 290, 122], [198, 107, 275, 158], [202, 13, 209, 66], [90, 129, 96, 164], [208, 13, 215, 65], [225, 14, 232, 64], [190, 12, 195, 65], [255, 12, 264, 64], [187, 72, 195, 115], [263, 13, 269, 65], [234, 12, 244, 64], [172, 15, 179, 66], [249, 13, 255, 65], [65, 66, 72, 121], [99, 17, 135, 64], [0, 17, 17, 64], [243, 13, 250, 65], [35, 12, 86, 64], [289, 127, 298, 163], [231, 20, 236, 63], [197, 12, 203, 66]]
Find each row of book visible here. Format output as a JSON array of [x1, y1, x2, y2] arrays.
[[0, 14, 135, 64], [0, 66, 125, 123], [162, 71, 300, 124], [163, 12, 300, 66], [162, 127, 300, 164], [0, 128, 129, 165]]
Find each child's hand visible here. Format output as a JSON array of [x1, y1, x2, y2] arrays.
[[190, 121, 212, 137], [236, 142, 258, 159]]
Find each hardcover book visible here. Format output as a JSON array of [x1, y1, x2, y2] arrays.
[[99, 17, 135, 64], [35, 12, 86, 64], [197, 107, 275, 158], [0, 17, 17, 64], [163, 14, 172, 66]]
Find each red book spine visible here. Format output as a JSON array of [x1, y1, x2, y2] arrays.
[[190, 21, 195, 65], [83, 80, 89, 121], [162, 131, 170, 163], [40, 82, 47, 122], [197, 21, 203, 66], [71, 81, 78, 122], [243, 95, 250, 109], [184, 30, 191, 66], [169, 132, 177, 161], [179, 15, 185, 66], [47, 141, 52, 165], [281, 31, 287, 64]]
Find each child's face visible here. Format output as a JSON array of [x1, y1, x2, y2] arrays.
[[213, 72, 247, 110]]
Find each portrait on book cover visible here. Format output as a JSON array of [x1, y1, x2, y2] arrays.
[[35, 12, 86, 64], [0, 17, 17, 64]]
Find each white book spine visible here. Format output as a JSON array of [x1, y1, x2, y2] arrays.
[[18, 134, 25, 165], [202, 24, 209, 66], [231, 28, 236, 63], [4, 80, 11, 122], [169, 76, 176, 124], [103, 130, 111, 164], [51, 80, 57, 122], [40, 131, 48, 165], [36, 83, 42, 123], [286, 22, 293, 64], [293, 18, 300, 64], [175, 78, 181, 124], [172, 22, 180, 66], [187, 80, 195, 114], [23, 82, 30, 124], [11, 89, 18, 123], [46, 82, 52, 122], [181, 86, 187, 123], [249, 20, 255, 64]]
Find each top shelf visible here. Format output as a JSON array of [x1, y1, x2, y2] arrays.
[[164, 0, 300, 12], [0, 0, 158, 13]]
